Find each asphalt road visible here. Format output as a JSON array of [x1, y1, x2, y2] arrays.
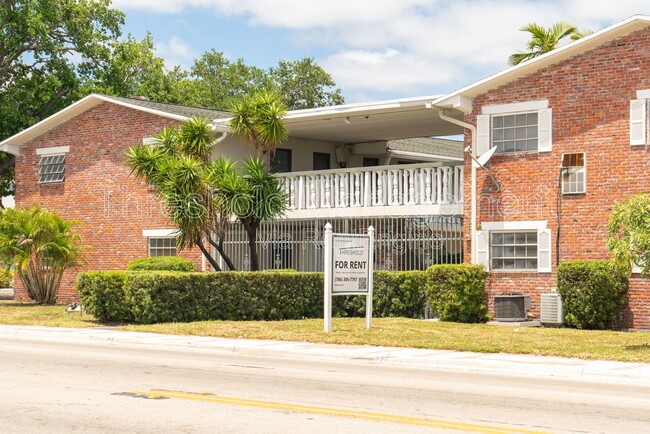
[[1, 335, 649, 433]]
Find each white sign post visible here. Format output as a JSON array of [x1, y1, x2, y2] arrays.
[[323, 223, 374, 332]]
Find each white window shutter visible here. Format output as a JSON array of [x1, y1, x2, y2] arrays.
[[537, 229, 552, 273], [538, 108, 552, 152], [630, 99, 646, 146], [476, 230, 489, 269], [476, 115, 490, 156]]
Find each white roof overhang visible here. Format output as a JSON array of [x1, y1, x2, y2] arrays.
[[214, 95, 465, 143]]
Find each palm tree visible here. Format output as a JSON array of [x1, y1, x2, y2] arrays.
[[229, 89, 289, 157], [508, 22, 578, 66], [217, 156, 288, 271], [126, 116, 236, 271], [0, 206, 85, 304]]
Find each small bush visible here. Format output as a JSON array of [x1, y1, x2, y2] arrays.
[[126, 256, 195, 272], [77, 271, 131, 322], [0, 269, 13, 287], [334, 271, 427, 318], [557, 260, 629, 330], [426, 264, 489, 323]]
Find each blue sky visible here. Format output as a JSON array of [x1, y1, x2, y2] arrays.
[[113, 0, 650, 103]]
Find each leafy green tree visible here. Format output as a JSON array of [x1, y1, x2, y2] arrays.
[[0, 205, 86, 304], [270, 57, 344, 110], [607, 193, 650, 276], [0, 0, 124, 200], [229, 89, 289, 156], [508, 22, 578, 66]]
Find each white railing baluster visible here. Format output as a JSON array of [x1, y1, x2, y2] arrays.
[[279, 162, 462, 212]]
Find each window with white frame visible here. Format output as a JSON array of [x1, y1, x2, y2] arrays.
[[477, 100, 552, 156], [491, 112, 538, 153], [37, 146, 69, 184], [148, 238, 176, 257], [561, 153, 586, 194], [476, 221, 551, 273], [490, 231, 538, 270], [630, 90, 650, 145]]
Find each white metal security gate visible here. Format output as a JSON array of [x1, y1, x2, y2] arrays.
[[218, 216, 462, 272]]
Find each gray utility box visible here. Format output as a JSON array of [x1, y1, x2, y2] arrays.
[[494, 294, 531, 321]]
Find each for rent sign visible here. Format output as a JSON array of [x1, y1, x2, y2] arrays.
[[332, 235, 370, 294], [323, 223, 374, 332]]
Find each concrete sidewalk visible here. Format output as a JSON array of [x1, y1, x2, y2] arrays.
[[1, 324, 649, 386]]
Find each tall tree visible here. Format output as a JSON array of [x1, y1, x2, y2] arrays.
[[0, 0, 125, 200], [508, 22, 578, 66], [126, 117, 236, 272], [270, 57, 344, 110]]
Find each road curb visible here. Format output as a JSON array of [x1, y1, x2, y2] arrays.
[[2, 324, 650, 386]]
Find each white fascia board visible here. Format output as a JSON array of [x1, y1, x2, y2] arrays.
[[481, 221, 547, 231], [388, 150, 463, 162], [0, 143, 20, 156], [142, 229, 179, 238], [482, 100, 548, 115], [0, 94, 101, 148], [433, 15, 650, 106], [36, 146, 70, 155], [95, 95, 189, 122]]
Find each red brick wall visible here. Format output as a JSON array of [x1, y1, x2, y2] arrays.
[[464, 27, 650, 329], [14, 102, 204, 302]]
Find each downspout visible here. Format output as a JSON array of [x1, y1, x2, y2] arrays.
[[437, 110, 477, 265]]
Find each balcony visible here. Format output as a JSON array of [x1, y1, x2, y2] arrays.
[[280, 163, 463, 219]]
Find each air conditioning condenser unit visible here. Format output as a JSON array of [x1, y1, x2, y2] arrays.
[[540, 292, 564, 325], [494, 295, 530, 321]]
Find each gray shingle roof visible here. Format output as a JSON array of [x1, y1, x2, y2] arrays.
[[387, 137, 463, 159], [102, 95, 231, 120]]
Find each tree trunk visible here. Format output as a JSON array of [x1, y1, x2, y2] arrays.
[[207, 237, 237, 271], [242, 220, 259, 271], [195, 238, 221, 271]]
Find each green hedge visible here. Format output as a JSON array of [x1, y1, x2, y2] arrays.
[[77, 271, 131, 322], [124, 271, 323, 324], [0, 269, 12, 288], [126, 256, 195, 272], [557, 260, 629, 330], [78, 267, 490, 325], [426, 264, 489, 323]]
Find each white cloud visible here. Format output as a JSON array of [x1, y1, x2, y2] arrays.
[[155, 36, 197, 69], [112, 0, 650, 99]]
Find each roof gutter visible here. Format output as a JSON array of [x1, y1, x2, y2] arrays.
[[387, 149, 463, 162], [437, 109, 478, 265]]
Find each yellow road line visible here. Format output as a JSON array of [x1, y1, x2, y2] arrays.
[[127, 389, 547, 434]]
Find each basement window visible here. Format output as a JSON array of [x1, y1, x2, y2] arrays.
[[561, 153, 586, 194], [39, 154, 66, 184]]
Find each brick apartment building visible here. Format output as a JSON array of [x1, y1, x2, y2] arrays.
[[2, 15, 650, 329]]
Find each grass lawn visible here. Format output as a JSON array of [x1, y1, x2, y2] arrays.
[[1, 301, 649, 362]]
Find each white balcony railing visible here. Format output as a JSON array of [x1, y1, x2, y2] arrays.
[[279, 163, 463, 217]]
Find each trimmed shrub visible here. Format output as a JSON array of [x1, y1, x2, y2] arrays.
[[126, 256, 195, 272], [77, 271, 131, 322], [426, 264, 489, 323], [557, 260, 629, 330], [0, 269, 13, 288], [333, 271, 427, 318], [124, 271, 323, 324]]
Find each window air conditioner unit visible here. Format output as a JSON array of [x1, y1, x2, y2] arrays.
[[494, 294, 530, 321], [540, 292, 564, 325]]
